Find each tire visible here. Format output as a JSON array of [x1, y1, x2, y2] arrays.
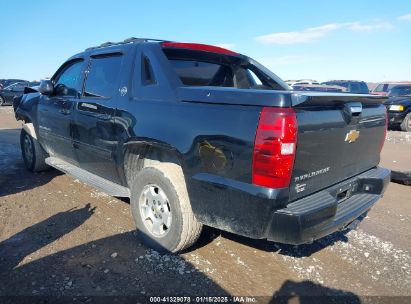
[[400, 112, 411, 132], [0, 96, 4, 106], [20, 129, 49, 172], [130, 164, 202, 253]]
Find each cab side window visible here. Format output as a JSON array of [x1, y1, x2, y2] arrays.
[[54, 60, 84, 96], [84, 55, 122, 98]]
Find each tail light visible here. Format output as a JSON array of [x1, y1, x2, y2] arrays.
[[252, 107, 298, 188]]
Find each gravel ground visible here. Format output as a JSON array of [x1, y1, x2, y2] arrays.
[[0, 106, 410, 303]]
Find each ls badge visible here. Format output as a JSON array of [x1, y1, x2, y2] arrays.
[[345, 130, 360, 143]]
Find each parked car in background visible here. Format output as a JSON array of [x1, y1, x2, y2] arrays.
[[292, 84, 344, 92], [286, 79, 320, 87], [0, 82, 38, 106], [371, 82, 411, 96], [0, 79, 28, 90], [28, 81, 40, 87], [385, 84, 411, 131], [321, 80, 369, 94]]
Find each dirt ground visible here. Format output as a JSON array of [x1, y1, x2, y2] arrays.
[[0, 106, 410, 303]]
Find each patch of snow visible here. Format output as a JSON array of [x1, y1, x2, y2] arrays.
[[135, 249, 216, 276], [326, 230, 411, 288], [90, 190, 109, 198]]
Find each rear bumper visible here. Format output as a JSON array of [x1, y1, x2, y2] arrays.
[[189, 167, 390, 244], [267, 167, 390, 244]]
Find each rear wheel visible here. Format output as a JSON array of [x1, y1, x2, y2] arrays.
[[400, 112, 411, 132], [20, 129, 49, 172], [0, 96, 5, 106], [130, 164, 202, 253]]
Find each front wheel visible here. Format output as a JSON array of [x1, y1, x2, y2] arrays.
[[0, 96, 5, 106], [20, 129, 49, 172], [130, 164, 202, 253], [400, 112, 411, 132]]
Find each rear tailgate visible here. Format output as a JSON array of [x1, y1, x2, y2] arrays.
[[290, 93, 387, 201]]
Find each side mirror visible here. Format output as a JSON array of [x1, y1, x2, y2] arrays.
[[54, 83, 69, 96], [38, 79, 54, 95]]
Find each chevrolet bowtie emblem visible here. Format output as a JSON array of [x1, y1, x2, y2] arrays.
[[345, 130, 360, 143]]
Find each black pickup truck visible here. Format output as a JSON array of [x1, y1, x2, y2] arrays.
[[14, 38, 390, 253]]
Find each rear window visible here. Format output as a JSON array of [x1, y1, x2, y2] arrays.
[[163, 48, 286, 90], [169, 60, 230, 86], [389, 86, 411, 97]]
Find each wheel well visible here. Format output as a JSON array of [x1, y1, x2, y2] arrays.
[[123, 144, 183, 187]]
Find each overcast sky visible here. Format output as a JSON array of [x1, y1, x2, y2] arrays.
[[0, 0, 410, 82]]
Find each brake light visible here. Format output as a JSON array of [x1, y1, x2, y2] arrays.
[[252, 107, 298, 188], [161, 42, 239, 56]]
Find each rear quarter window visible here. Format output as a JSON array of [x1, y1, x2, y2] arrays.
[[142, 56, 156, 85]]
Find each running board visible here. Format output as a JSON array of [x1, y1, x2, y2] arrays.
[[45, 157, 130, 197]]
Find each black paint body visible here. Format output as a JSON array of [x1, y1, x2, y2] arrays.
[[14, 41, 390, 244]]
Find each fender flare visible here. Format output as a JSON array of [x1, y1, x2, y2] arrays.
[[122, 140, 186, 186], [22, 123, 37, 140]]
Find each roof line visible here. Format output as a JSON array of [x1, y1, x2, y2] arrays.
[[85, 37, 169, 51]]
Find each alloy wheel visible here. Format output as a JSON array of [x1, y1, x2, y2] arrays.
[[139, 184, 172, 237]]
